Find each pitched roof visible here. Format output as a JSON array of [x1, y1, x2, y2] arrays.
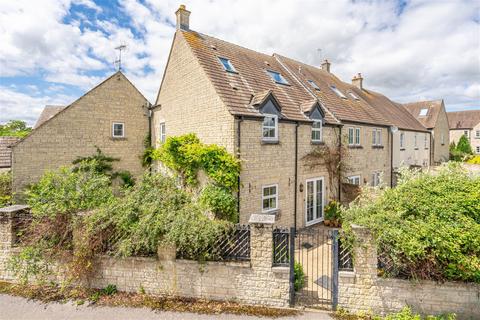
[[179, 29, 427, 131], [180, 30, 339, 124], [275, 55, 391, 126], [34, 105, 65, 129], [403, 100, 443, 129], [0, 137, 20, 168], [447, 110, 480, 129], [352, 89, 428, 132]]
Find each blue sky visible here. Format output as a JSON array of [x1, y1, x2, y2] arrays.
[[0, 0, 479, 125]]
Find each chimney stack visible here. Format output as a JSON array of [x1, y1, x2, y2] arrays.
[[321, 59, 331, 73], [352, 73, 363, 90], [175, 5, 190, 30]]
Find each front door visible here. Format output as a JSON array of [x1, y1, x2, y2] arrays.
[[305, 177, 324, 226]]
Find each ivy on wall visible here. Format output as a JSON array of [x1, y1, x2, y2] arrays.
[[153, 134, 241, 221]]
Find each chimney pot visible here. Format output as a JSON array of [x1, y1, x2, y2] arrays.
[[175, 5, 190, 30], [352, 73, 363, 90], [321, 59, 331, 73]]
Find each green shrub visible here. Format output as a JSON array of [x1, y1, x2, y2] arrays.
[[456, 135, 473, 155], [0, 171, 12, 207], [294, 262, 305, 291], [384, 307, 455, 320], [324, 200, 341, 220], [153, 134, 240, 190], [199, 184, 238, 222], [341, 163, 480, 283]]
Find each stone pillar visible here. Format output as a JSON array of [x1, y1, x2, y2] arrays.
[[351, 224, 377, 277], [250, 222, 274, 269]]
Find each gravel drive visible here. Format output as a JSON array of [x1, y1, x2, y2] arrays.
[[0, 294, 334, 320]]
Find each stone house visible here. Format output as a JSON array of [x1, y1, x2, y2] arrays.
[[448, 110, 480, 155], [403, 100, 450, 164], [151, 6, 431, 228], [12, 71, 150, 195], [0, 137, 20, 173]]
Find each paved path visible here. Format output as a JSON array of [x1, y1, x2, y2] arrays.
[[0, 294, 333, 320]]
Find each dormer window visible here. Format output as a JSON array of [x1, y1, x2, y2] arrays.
[[262, 114, 278, 141], [348, 91, 360, 100], [218, 57, 237, 73], [419, 108, 428, 116], [307, 80, 320, 90], [330, 85, 347, 99], [312, 121, 323, 142], [267, 70, 289, 85]]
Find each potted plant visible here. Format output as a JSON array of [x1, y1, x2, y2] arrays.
[[324, 201, 341, 227]]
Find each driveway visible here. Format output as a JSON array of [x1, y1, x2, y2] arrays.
[[0, 294, 334, 320]]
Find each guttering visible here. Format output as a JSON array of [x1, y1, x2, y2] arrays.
[[338, 126, 342, 203], [294, 122, 299, 231], [390, 127, 394, 188], [236, 116, 244, 216]]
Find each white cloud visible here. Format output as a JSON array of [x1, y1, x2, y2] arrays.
[[0, 0, 479, 125]]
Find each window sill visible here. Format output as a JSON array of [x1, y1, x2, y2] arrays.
[[372, 145, 384, 149], [262, 139, 279, 145], [311, 141, 325, 145], [226, 70, 239, 74], [111, 137, 127, 141], [414, 148, 419, 150], [348, 145, 363, 149], [400, 148, 406, 151], [274, 81, 291, 86], [424, 148, 429, 150], [262, 209, 279, 216]]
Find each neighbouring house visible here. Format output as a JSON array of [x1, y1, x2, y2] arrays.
[[403, 100, 450, 164], [151, 6, 432, 228], [12, 71, 151, 196], [448, 110, 480, 155], [0, 137, 20, 173]]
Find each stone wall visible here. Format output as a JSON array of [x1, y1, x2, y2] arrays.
[[12, 72, 149, 196], [339, 226, 480, 319], [393, 130, 431, 170], [431, 103, 450, 164], [0, 206, 291, 308]]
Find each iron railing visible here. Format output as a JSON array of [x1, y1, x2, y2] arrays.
[[273, 227, 290, 266], [338, 238, 354, 271], [177, 224, 250, 261]]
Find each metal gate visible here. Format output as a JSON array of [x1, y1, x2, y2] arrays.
[[293, 227, 339, 309]]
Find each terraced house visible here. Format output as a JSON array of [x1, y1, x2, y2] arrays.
[[152, 6, 431, 228], [448, 110, 480, 155]]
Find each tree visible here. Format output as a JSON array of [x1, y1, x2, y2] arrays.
[[456, 134, 473, 155], [0, 120, 32, 138]]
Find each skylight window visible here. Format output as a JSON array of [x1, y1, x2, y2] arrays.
[[419, 108, 428, 116], [267, 70, 289, 85], [330, 85, 347, 99], [348, 91, 360, 100], [218, 57, 237, 73], [307, 80, 320, 90]]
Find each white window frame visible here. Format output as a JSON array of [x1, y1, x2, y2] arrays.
[[261, 184, 278, 213], [414, 133, 418, 148], [355, 127, 361, 145], [262, 114, 278, 141], [307, 79, 320, 90], [371, 171, 381, 187], [400, 132, 405, 148], [441, 133, 445, 145], [348, 91, 360, 100], [464, 130, 469, 137], [348, 127, 361, 146], [112, 122, 125, 138], [424, 133, 428, 148], [419, 108, 428, 116], [305, 177, 324, 226], [372, 128, 382, 146], [347, 175, 361, 185], [476, 146, 480, 154], [475, 130, 480, 138], [159, 122, 166, 144], [311, 120, 323, 142]]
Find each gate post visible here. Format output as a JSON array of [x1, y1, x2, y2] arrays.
[[331, 229, 339, 310], [288, 227, 295, 306]]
